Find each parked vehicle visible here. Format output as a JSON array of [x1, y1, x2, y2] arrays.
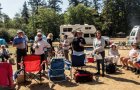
[[128, 25, 140, 45], [60, 24, 97, 44]]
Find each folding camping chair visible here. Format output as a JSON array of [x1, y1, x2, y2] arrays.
[[23, 55, 42, 83], [48, 57, 71, 83], [70, 54, 86, 79]]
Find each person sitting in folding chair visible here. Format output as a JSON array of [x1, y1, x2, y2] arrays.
[[105, 43, 120, 65], [0, 45, 10, 62], [33, 32, 51, 72]]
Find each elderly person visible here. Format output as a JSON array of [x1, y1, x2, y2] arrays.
[[33, 32, 51, 71], [93, 30, 105, 77], [105, 43, 120, 65], [34, 29, 47, 42], [13, 30, 27, 70]]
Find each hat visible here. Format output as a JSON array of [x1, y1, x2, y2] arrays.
[[17, 30, 23, 34], [37, 32, 42, 35], [76, 30, 83, 33], [110, 43, 117, 48], [1, 45, 5, 48]]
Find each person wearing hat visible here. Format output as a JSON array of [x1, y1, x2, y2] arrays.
[[33, 32, 51, 71], [34, 29, 47, 42], [13, 30, 27, 70], [71, 30, 86, 56], [120, 42, 139, 70], [105, 43, 120, 64], [93, 30, 105, 77]]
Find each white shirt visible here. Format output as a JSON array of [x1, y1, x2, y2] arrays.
[[129, 49, 138, 58], [33, 39, 50, 55]]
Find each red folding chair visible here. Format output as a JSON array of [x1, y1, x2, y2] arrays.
[[23, 55, 42, 83]]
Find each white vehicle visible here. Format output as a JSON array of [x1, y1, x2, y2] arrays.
[[60, 24, 97, 44], [128, 25, 140, 44]]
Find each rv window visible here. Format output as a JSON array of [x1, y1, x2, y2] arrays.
[[84, 34, 89, 37], [63, 28, 67, 32], [130, 31, 136, 36], [90, 34, 95, 37], [85, 27, 91, 30], [68, 28, 72, 32]]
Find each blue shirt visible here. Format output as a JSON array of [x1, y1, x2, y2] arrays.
[[13, 37, 26, 49]]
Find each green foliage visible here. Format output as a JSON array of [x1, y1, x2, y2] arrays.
[[0, 28, 11, 42], [21, 1, 29, 24], [47, 0, 63, 12], [64, 4, 100, 25]]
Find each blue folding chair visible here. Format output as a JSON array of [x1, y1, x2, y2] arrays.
[[48, 58, 71, 82]]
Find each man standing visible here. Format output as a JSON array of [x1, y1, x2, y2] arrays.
[[13, 30, 27, 70]]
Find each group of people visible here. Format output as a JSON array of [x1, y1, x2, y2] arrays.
[[1, 28, 140, 89]]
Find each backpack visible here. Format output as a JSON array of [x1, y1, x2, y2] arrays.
[[74, 70, 93, 83], [106, 63, 116, 74]]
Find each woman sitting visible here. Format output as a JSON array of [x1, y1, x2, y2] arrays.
[[105, 43, 120, 65], [120, 42, 139, 69]]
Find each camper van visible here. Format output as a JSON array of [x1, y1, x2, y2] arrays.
[[128, 25, 140, 45], [60, 24, 97, 45]]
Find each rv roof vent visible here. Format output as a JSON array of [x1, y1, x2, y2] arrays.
[[84, 24, 88, 25]]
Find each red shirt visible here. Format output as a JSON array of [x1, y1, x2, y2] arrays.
[[0, 62, 13, 87]]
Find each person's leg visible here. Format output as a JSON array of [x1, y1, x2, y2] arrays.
[[120, 57, 125, 67], [16, 49, 22, 70], [41, 54, 45, 70], [96, 60, 100, 74], [101, 59, 105, 76]]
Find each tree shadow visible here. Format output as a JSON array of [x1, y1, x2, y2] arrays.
[[54, 78, 78, 87], [29, 82, 54, 90], [105, 74, 140, 85], [16, 81, 32, 90]]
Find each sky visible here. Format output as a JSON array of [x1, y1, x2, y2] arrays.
[[0, 0, 69, 18]]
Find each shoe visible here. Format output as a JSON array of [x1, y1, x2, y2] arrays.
[[95, 72, 100, 75], [102, 74, 105, 77]]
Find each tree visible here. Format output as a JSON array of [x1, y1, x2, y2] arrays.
[[101, 0, 140, 36], [21, 1, 30, 24], [81, 0, 92, 7], [64, 4, 100, 25], [12, 13, 23, 29], [3, 14, 12, 29], [92, 0, 101, 12], [47, 0, 63, 12], [68, 0, 80, 6]]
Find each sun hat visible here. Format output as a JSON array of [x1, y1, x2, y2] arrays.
[[17, 30, 23, 34]]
